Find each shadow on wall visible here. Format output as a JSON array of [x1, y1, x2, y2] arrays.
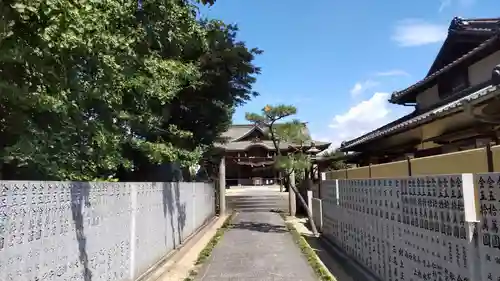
[[161, 162, 187, 249], [162, 182, 187, 249], [66, 162, 189, 281], [70, 182, 92, 281]]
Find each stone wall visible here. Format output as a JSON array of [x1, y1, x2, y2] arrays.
[[0, 181, 215, 281], [322, 173, 499, 281]]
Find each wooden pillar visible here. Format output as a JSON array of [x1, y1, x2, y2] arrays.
[[318, 164, 323, 199], [237, 163, 241, 186], [289, 170, 296, 216], [219, 156, 226, 215], [279, 171, 283, 192]]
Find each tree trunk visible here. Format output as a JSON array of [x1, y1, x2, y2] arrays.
[[289, 181, 319, 237]]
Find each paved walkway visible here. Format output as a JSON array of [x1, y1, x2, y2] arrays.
[[195, 212, 317, 281]]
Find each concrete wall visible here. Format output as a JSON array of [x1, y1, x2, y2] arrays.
[[370, 160, 409, 178], [416, 84, 439, 110], [491, 145, 500, 171], [321, 173, 499, 281], [410, 147, 489, 175], [325, 145, 500, 180], [0, 181, 215, 281], [325, 170, 346, 180], [346, 166, 370, 179], [468, 49, 500, 85]]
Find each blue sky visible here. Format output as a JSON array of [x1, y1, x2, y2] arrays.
[[200, 0, 499, 148]]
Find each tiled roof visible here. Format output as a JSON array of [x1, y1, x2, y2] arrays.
[[341, 84, 499, 151], [390, 17, 500, 104], [222, 123, 312, 141], [217, 140, 289, 150], [450, 17, 500, 32], [218, 123, 330, 151], [427, 18, 500, 76], [217, 140, 331, 151], [314, 152, 362, 163], [221, 124, 260, 140], [390, 35, 499, 104]]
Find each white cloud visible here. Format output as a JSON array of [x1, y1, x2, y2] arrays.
[[349, 80, 379, 97], [439, 0, 476, 11], [350, 83, 363, 96], [317, 92, 392, 149], [439, 0, 452, 12], [392, 20, 447, 47], [375, 69, 410, 77]]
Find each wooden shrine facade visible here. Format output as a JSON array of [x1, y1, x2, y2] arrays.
[[216, 123, 330, 187]]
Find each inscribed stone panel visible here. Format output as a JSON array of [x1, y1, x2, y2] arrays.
[[477, 173, 500, 281], [0, 181, 132, 281], [400, 175, 472, 281]]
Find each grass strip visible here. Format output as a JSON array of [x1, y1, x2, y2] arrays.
[[183, 212, 236, 281], [280, 213, 337, 281]]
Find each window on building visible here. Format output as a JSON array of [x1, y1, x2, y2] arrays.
[[438, 70, 469, 99]]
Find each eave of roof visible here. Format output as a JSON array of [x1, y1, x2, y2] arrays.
[[223, 122, 312, 142], [389, 17, 500, 104], [314, 152, 361, 163], [216, 140, 331, 152], [340, 83, 499, 151]]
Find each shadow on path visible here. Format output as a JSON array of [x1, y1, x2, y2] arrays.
[[193, 212, 317, 281], [229, 221, 288, 233]]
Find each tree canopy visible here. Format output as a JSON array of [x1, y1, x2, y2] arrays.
[[0, 0, 261, 180], [245, 104, 313, 177]]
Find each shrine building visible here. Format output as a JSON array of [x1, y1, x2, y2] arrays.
[[216, 123, 330, 186], [338, 17, 500, 166]]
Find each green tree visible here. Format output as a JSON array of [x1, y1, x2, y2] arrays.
[[246, 104, 320, 237], [0, 0, 206, 180], [0, 0, 261, 181], [162, 21, 261, 154], [120, 21, 262, 181]]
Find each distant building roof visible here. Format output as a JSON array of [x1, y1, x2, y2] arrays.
[[217, 123, 330, 151]]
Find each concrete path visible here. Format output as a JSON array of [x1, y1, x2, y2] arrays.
[[194, 212, 317, 281]]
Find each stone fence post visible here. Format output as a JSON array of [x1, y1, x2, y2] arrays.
[[289, 170, 296, 216], [219, 156, 226, 215]]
